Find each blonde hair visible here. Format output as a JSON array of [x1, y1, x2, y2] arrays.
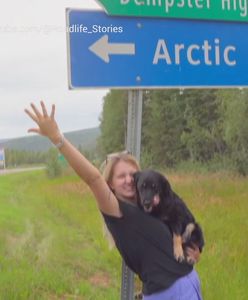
[[102, 151, 140, 185], [101, 151, 140, 249]]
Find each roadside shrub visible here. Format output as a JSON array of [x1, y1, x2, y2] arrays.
[[46, 148, 62, 178]]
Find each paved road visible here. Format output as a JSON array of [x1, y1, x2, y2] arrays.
[[0, 166, 45, 175]]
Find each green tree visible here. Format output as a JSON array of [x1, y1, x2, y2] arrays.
[[180, 89, 223, 162], [142, 89, 186, 168], [5, 149, 47, 167], [97, 90, 128, 157], [218, 89, 248, 175]]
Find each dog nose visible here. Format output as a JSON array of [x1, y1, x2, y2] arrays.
[[143, 199, 150, 205]]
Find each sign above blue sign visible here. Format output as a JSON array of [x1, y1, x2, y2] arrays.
[[66, 9, 248, 89]]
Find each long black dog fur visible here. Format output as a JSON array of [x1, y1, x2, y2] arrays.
[[134, 169, 204, 262]]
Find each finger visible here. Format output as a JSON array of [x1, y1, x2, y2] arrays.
[[50, 104, 55, 119], [187, 250, 193, 257], [24, 109, 39, 123], [31, 103, 42, 118], [185, 247, 195, 256], [185, 248, 191, 255], [40, 101, 48, 117], [28, 128, 41, 134]]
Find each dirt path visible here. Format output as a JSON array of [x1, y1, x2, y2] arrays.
[[0, 166, 45, 175]]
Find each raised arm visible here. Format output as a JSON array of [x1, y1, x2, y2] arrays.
[[24, 101, 121, 217]]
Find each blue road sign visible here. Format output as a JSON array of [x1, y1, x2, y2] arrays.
[[66, 9, 248, 89], [0, 149, 5, 161]]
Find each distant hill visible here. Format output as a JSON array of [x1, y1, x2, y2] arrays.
[[0, 139, 9, 144], [0, 127, 100, 152]]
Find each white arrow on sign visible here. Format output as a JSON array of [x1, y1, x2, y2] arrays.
[[89, 35, 135, 63]]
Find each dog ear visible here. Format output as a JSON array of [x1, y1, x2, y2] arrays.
[[133, 171, 141, 186], [133, 171, 142, 208], [160, 175, 173, 200]]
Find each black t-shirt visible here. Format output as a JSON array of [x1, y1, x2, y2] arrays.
[[102, 199, 192, 295]]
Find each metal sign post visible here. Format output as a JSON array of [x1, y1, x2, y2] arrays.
[[126, 90, 143, 160], [121, 90, 143, 300]]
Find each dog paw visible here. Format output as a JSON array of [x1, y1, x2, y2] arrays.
[[176, 254, 185, 263], [174, 248, 185, 262], [173, 235, 185, 262]]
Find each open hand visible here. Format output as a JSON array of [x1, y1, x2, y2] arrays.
[[185, 244, 201, 265], [24, 101, 61, 143]]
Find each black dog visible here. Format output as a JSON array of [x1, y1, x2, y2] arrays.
[[134, 170, 204, 264]]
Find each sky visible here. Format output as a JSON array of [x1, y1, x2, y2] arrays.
[[0, 0, 107, 139]]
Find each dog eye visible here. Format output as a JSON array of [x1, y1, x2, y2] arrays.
[[142, 182, 146, 188], [152, 183, 156, 189]]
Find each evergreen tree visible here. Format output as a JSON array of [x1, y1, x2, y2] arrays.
[[180, 89, 223, 162], [142, 89, 186, 167], [97, 90, 128, 157], [218, 89, 248, 175], [97, 87, 248, 175]]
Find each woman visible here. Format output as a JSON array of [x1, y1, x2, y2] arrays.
[[24, 101, 203, 300]]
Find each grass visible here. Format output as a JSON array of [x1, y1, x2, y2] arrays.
[[0, 170, 247, 299], [169, 172, 248, 300], [0, 171, 120, 300]]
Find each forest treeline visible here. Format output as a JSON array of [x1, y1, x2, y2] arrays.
[[4, 149, 47, 167], [3, 89, 248, 176], [97, 88, 248, 175]]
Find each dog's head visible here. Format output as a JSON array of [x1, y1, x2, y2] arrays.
[[133, 170, 172, 214]]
